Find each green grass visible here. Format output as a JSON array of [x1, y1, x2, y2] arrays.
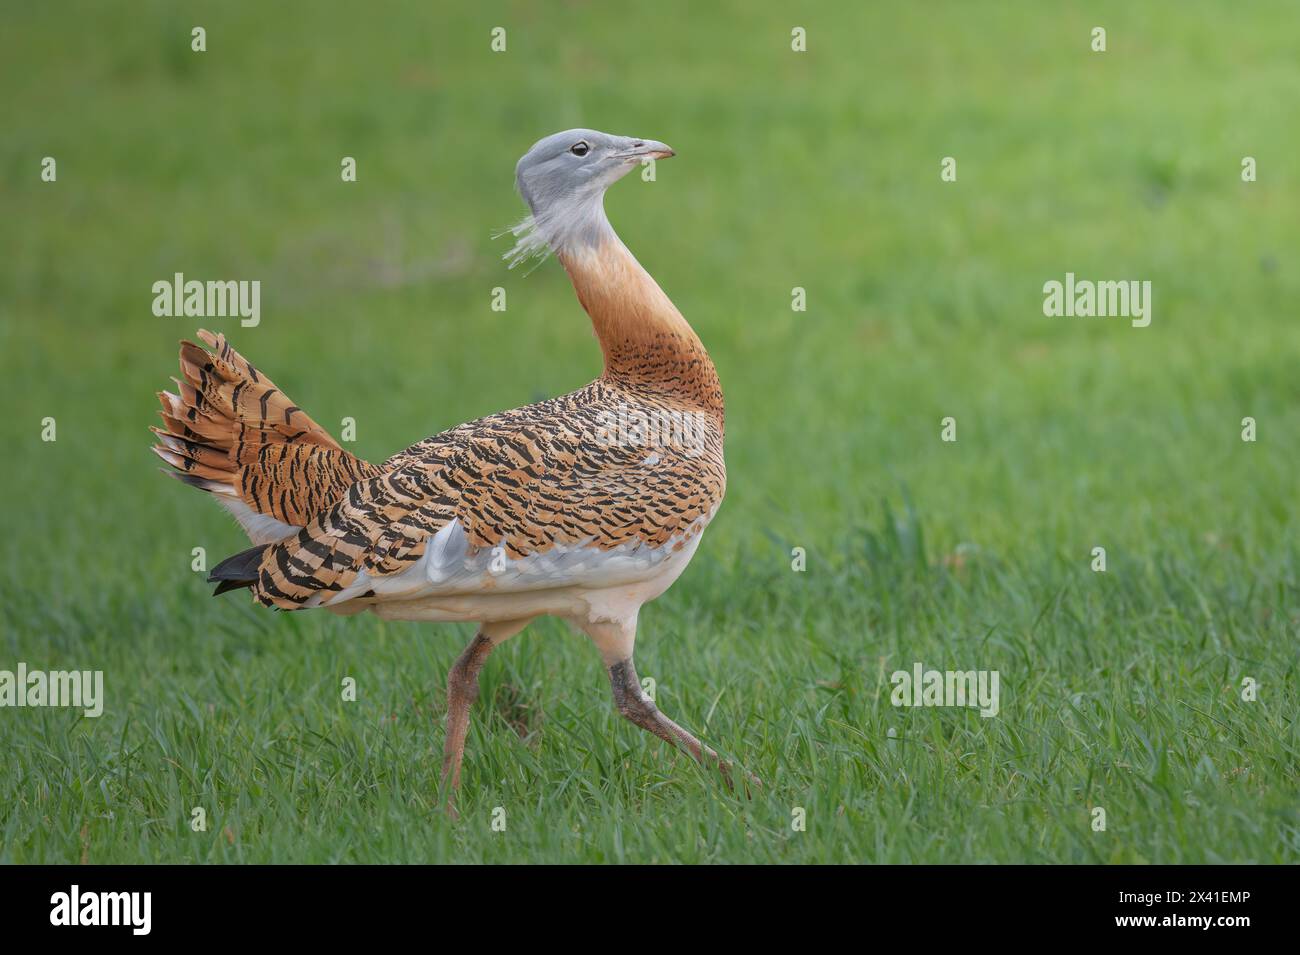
[[1, 0, 1297, 863]]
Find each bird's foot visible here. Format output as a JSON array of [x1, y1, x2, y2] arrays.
[[714, 758, 762, 799]]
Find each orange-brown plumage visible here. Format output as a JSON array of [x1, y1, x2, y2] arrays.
[[561, 239, 725, 416]]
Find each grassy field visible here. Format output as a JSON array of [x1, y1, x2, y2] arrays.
[[1, 0, 1297, 863]]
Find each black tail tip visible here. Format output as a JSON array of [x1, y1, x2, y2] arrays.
[[211, 578, 253, 596], [207, 543, 267, 596]]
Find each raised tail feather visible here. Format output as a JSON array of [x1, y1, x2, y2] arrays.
[[152, 329, 384, 573]]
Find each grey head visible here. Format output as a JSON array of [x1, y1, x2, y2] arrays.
[[506, 128, 674, 267]]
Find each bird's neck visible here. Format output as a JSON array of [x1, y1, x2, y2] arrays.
[[558, 231, 722, 418]]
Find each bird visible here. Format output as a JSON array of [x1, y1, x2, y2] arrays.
[[150, 129, 741, 809]]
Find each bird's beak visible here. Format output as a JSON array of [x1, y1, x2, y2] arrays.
[[615, 139, 675, 162]]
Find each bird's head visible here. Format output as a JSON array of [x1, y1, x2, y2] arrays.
[[515, 129, 674, 214], [506, 128, 674, 268]]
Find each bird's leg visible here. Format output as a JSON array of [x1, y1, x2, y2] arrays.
[[607, 657, 745, 792], [442, 632, 494, 797], [440, 618, 531, 817], [583, 618, 756, 794]]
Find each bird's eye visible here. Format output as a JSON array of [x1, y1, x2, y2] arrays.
[[570, 141, 590, 157]]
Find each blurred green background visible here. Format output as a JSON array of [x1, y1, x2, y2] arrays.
[[1, 1, 1296, 863]]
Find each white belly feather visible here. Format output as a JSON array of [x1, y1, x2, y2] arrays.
[[311, 507, 716, 627]]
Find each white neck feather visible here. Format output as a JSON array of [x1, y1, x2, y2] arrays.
[[504, 193, 617, 269]]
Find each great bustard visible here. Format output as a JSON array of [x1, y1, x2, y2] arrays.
[[152, 129, 740, 809]]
